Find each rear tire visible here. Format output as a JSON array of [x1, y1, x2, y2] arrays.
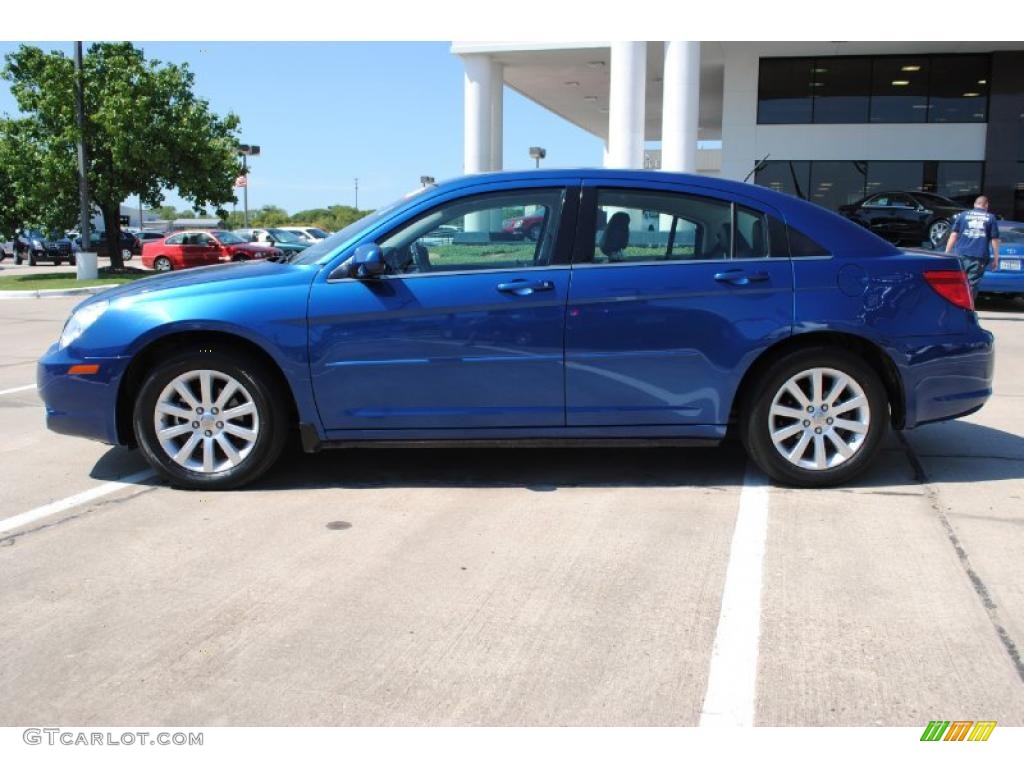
[[741, 348, 888, 487], [133, 348, 288, 490]]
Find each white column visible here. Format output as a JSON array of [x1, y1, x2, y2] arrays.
[[490, 63, 503, 172], [602, 140, 612, 168], [462, 54, 493, 175], [606, 42, 647, 169], [661, 41, 700, 174]]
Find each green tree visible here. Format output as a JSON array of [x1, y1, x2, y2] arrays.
[[1, 42, 243, 268], [250, 204, 289, 227]]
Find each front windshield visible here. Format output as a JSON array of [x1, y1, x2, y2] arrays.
[[267, 228, 304, 244], [212, 230, 247, 245], [307, 228, 328, 238], [289, 188, 428, 265], [26, 229, 46, 239]]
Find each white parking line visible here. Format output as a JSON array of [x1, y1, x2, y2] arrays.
[[0, 469, 157, 535], [699, 464, 770, 727], [0, 384, 35, 396]]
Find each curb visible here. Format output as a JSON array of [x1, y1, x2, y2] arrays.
[[0, 284, 115, 300]]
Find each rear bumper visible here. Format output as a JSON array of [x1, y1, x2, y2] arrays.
[[37, 343, 128, 445], [896, 329, 995, 428]]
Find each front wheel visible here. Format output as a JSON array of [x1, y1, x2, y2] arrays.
[[928, 219, 951, 249], [133, 349, 288, 490], [741, 348, 888, 487], [153, 256, 172, 272]]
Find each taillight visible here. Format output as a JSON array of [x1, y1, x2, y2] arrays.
[[923, 269, 974, 311]]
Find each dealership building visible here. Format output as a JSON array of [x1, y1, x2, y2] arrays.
[[451, 42, 1024, 220]]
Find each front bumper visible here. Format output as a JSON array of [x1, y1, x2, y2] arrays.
[[37, 343, 130, 445]]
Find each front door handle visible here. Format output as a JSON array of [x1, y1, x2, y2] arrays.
[[496, 280, 554, 296], [714, 269, 770, 286]]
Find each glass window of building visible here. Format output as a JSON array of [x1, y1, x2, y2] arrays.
[[757, 58, 813, 124], [811, 57, 871, 123], [870, 57, 929, 123], [865, 161, 925, 196], [809, 161, 868, 210], [928, 55, 989, 123], [934, 162, 983, 206], [754, 160, 812, 200]]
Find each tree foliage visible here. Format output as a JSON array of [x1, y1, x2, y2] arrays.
[[1, 42, 243, 267]]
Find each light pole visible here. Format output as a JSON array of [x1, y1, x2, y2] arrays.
[[237, 143, 260, 227], [529, 146, 546, 169], [354, 178, 359, 210]]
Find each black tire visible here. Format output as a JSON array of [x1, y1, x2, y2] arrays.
[[28, 252, 37, 267], [154, 256, 172, 272], [741, 347, 888, 487], [133, 348, 288, 490], [69, 255, 77, 266], [14, 253, 22, 265]]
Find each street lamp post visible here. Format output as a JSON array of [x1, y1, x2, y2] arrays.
[[529, 146, 546, 169], [237, 143, 260, 227]]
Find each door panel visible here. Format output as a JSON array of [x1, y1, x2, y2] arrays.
[[308, 269, 569, 430], [565, 182, 794, 427], [307, 183, 579, 432]]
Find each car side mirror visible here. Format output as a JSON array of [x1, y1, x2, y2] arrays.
[[351, 243, 386, 278]]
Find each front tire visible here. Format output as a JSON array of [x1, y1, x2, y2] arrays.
[[153, 256, 172, 272], [741, 348, 888, 487], [133, 349, 288, 490], [928, 219, 951, 249]]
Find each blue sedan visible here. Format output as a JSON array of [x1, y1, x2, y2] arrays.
[[978, 220, 1024, 298], [37, 169, 994, 490]]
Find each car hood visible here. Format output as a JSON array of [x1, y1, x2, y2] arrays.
[[73, 260, 322, 312]]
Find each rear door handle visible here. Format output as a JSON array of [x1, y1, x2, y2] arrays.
[[714, 269, 770, 286], [496, 280, 554, 296]]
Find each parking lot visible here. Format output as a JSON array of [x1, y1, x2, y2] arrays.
[[1, 292, 1022, 727]]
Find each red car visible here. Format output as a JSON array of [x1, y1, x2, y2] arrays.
[[141, 230, 282, 272], [501, 213, 545, 241]]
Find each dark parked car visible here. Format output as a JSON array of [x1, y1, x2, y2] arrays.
[[38, 169, 992, 491], [838, 191, 967, 249], [14, 229, 75, 265], [75, 230, 142, 260]]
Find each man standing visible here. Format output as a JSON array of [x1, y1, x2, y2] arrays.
[[945, 195, 1000, 300]]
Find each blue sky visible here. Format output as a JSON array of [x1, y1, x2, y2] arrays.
[[0, 41, 605, 213]]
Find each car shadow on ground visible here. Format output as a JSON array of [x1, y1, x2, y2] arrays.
[[977, 294, 1024, 315], [86, 421, 1021, 493], [251, 441, 751, 492]]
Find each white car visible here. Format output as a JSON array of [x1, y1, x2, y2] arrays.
[[277, 226, 330, 243]]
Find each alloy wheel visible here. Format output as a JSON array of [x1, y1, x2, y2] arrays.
[[929, 220, 950, 248], [153, 369, 260, 474], [767, 367, 870, 471]]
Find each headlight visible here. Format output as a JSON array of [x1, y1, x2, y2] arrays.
[[59, 300, 109, 350], [32, 239, 43, 248]]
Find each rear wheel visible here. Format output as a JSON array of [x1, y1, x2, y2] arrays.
[[741, 348, 888, 487], [154, 256, 172, 272], [133, 349, 288, 490]]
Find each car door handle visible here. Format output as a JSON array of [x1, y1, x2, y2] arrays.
[[496, 280, 554, 296], [714, 269, 770, 286]]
